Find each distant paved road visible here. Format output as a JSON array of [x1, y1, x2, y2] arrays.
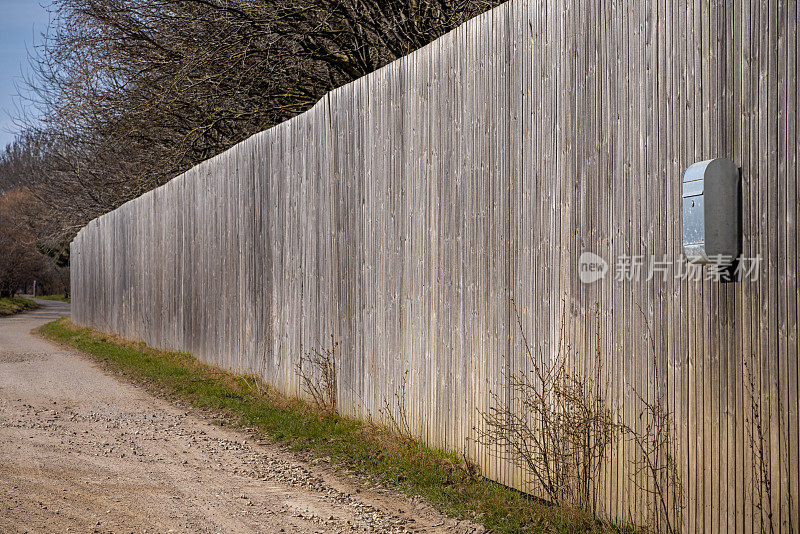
[[0, 299, 479, 534]]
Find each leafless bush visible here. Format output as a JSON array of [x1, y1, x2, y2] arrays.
[[297, 334, 339, 412], [477, 300, 614, 511], [744, 353, 775, 534], [240, 374, 269, 398], [380, 369, 414, 441], [617, 308, 682, 534], [243, 312, 278, 398], [478, 300, 685, 529]]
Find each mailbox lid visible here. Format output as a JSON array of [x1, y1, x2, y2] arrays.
[[682, 180, 703, 197], [682, 159, 712, 185]]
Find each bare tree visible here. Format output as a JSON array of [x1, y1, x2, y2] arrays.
[[0, 189, 66, 297], [9, 0, 503, 248]]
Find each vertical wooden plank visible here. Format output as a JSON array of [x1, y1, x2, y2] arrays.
[[739, 0, 755, 531], [766, 0, 783, 529], [786, 0, 800, 529], [775, 0, 793, 531]]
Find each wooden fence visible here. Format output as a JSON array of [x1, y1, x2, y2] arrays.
[[71, 0, 800, 531]]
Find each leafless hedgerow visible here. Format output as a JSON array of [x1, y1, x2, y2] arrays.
[[477, 299, 614, 512], [379, 369, 414, 441], [296, 334, 339, 412], [617, 307, 683, 534]]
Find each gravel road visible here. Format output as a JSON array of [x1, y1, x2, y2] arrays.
[[0, 300, 482, 534]]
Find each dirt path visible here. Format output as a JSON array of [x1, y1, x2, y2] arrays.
[[0, 300, 481, 534]]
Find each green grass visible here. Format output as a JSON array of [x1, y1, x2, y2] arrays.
[[40, 317, 625, 534], [0, 296, 39, 316], [36, 294, 71, 302]]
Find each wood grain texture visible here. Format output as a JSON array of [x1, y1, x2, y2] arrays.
[[70, 0, 799, 530]]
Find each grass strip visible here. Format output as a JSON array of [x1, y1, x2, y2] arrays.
[[0, 297, 39, 316], [40, 317, 623, 534], [36, 295, 71, 302]]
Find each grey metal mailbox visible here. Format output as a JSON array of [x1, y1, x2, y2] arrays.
[[682, 158, 740, 264]]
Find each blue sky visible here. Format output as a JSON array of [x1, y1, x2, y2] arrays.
[[0, 1, 51, 148]]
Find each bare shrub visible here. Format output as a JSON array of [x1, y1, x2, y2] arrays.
[[240, 374, 269, 399], [477, 300, 614, 511], [478, 300, 685, 530], [744, 353, 775, 534], [297, 334, 339, 412], [244, 311, 277, 398], [380, 369, 414, 441], [618, 308, 683, 534]]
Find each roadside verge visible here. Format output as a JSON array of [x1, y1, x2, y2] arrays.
[[0, 296, 39, 317], [40, 317, 623, 534]]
